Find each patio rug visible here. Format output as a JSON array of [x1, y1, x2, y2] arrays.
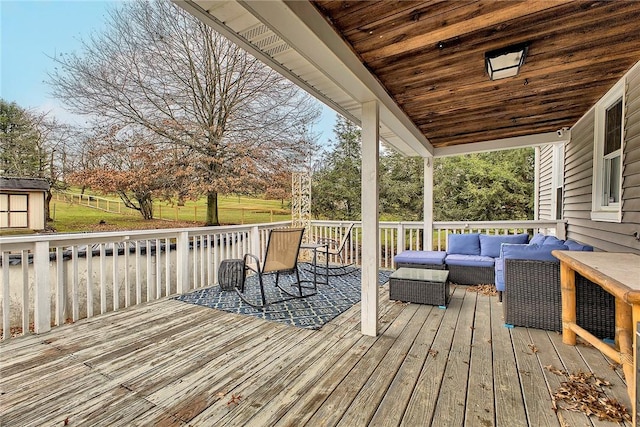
[[173, 265, 392, 330]]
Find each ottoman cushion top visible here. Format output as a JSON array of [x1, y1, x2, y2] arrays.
[[394, 250, 447, 265]]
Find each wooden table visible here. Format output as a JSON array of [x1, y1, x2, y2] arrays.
[[553, 250, 640, 424]]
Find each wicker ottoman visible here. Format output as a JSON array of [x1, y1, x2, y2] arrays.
[[218, 259, 244, 291], [389, 268, 450, 306]]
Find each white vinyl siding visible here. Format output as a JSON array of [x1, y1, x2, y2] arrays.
[[564, 63, 640, 252], [537, 145, 554, 220], [591, 81, 624, 222]]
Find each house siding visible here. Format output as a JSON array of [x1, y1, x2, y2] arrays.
[[537, 145, 554, 220], [564, 64, 640, 253]]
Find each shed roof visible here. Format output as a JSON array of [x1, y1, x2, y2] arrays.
[[0, 178, 50, 192]]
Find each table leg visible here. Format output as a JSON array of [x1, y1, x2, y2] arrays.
[[630, 304, 640, 425], [312, 248, 318, 290], [560, 261, 577, 345]]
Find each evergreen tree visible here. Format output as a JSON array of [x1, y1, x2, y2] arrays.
[[312, 116, 361, 220], [0, 100, 40, 176], [433, 148, 534, 221], [380, 150, 423, 220]]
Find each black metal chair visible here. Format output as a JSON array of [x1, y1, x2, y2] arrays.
[[235, 227, 315, 308], [313, 223, 356, 276]]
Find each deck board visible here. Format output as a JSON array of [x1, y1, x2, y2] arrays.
[[465, 288, 495, 427], [0, 284, 631, 426]]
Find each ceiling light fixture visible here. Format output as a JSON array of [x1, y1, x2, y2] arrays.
[[485, 42, 529, 80]]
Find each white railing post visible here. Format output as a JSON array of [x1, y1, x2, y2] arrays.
[[423, 156, 434, 250], [176, 231, 190, 294], [34, 240, 51, 334], [556, 220, 567, 240], [251, 226, 260, 260], [396, 222, 405, 260]]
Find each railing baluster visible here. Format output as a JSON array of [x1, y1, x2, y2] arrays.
[[21, 250, 29, 335], [100, 244, 107, 314], [113, 243, 119, 311], [146, 240, 153, 301], [72, 246, 79, 321], [2, 252, 10, 339], [165, 238, 171, 297], [56, 247, 64, 326], [124, 244, 130, 308], [135, 241, 142, 305], [34, 240, 51, 334], [200, 236, 206, 289], [155, 238, 162, 298], [86, 246, 93, 318]]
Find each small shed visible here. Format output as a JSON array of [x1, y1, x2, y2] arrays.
[[0, 178, 49, 230]]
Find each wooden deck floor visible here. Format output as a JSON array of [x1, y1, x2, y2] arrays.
[[0, 284, 632, 426]]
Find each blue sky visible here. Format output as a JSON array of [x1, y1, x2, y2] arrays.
[[0, 0, 336, 144]]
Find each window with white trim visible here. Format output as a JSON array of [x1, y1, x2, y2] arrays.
[[552, 143, 564, 220], [591, 81, 624, 222]]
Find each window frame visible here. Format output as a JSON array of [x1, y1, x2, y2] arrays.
[[591, 80, 625, 223], [551, 143, 564, 220]]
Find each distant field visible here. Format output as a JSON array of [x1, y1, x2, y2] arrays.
[[49, 192, 291, 233]]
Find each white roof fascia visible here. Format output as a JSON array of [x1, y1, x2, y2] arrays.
[[270, 0, 433, 157], [176, 1, 360, 125], [434, 131, 570, 158], [177, 0, 432, 157]]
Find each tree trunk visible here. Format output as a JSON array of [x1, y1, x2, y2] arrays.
[[206, 191, 219, 226], [45, 190, 53, 222], [139, 196, 154, 220]]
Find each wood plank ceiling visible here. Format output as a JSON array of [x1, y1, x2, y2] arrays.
[[310, 0, 640, 148]]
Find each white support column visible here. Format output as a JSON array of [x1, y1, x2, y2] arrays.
[[361, 100, 380, 337], [34, 240, 51, 334], [423, 157, 434, 251]]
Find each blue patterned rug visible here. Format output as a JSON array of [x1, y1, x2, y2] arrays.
[[174, 265, 392, 330]]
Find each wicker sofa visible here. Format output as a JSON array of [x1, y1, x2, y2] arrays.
[[497, 235, 616, 339], [394, 232, 529, 285], [503, 258, 615, 339]]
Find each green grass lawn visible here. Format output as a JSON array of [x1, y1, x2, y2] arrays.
[[49, 193, 291, 233]]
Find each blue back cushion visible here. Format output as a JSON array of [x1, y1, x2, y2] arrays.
[[529, 233, 547, 245], [479, 233, 529, 258], [564, 240, 594, 251], [542, 235, 562, 245], [501, 242, 568, 262], [447, 233, 481, 255]]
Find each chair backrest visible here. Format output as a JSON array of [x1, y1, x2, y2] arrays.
[[262, 228, 304, 273], [335, 223, 355, 252]]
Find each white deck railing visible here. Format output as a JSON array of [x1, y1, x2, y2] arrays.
[[0, 219, 563, 340]]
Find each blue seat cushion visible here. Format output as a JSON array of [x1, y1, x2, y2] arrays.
[[447, 233, 481, 255], [394, 250, 446, 265], [479, 233, 529, 258], [495, 257, 505, 291], [445, 254, 495, 268]]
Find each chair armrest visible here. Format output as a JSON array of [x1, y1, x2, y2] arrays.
[[316, 237, 339, 248], [243, 253, 261, 274]]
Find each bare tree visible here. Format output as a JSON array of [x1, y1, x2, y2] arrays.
[[48, 0, 319, 225], [68, 125, 182, 220]]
